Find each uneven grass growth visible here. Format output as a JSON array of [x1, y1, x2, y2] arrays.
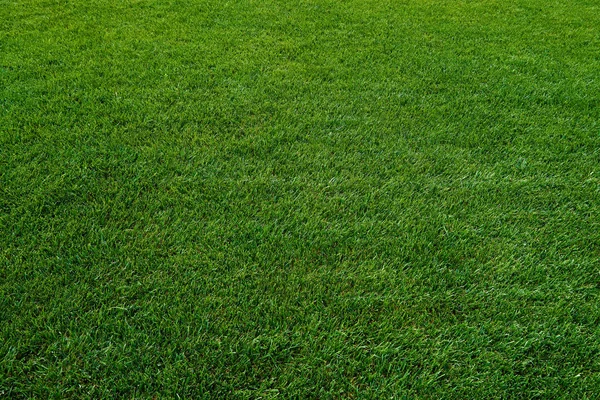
[[1, 0, 600, 397]]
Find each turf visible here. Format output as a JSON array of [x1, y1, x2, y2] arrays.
[[1, 0, 600, 397]]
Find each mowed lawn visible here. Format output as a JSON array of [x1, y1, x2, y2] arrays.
[[1, 0, 600, 397]]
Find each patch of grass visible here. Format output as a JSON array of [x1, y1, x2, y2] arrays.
[[1, 0, 600, 397]]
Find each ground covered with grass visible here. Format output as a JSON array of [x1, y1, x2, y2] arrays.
[[1, 0, 600, 397]]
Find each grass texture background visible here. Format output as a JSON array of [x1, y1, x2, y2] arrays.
[[1, 0, 600, 397]]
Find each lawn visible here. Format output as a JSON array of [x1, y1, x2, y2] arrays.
[[1, 0, 600, 397]]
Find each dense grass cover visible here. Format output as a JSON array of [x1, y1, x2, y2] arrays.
[[1, 0, 600, 397]]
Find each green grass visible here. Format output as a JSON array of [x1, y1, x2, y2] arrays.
[[1, 0, 600, 397]]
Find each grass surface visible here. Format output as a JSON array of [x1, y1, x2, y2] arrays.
[[2, 0, 600, 397]]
